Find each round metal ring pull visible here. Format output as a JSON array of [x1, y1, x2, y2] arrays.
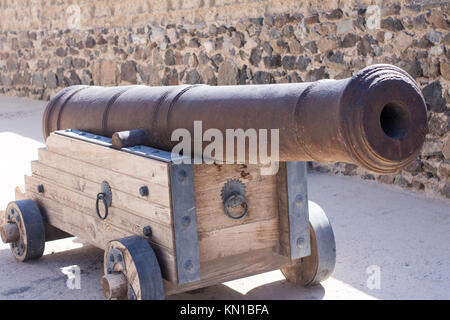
[[223, 193, 249, 220], [96, 193, 109, 220], [221, 179, 249, 220]]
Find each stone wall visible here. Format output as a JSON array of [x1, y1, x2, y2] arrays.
[[0, 0, 449, 198]]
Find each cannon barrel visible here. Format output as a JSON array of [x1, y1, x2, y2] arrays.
[[42, 64, 427, 174]]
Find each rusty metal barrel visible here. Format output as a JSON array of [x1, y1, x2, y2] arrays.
[[42, 64, 428, 174]]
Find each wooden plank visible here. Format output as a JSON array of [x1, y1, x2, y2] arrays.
[[31, 161, 172, 225], [15, 185, 27, 201], [24, 176, 178, 282], [164, 248, 294, 296], [35, 196, 177, 282], [276, 162, 291, 257], [26, 172, 175, 251], [45, 133, 170, 187], [198, 218, 279, 261], [37, 149, 170, 207], [193, 163, 279, 233], [17, 181, 82, 241], [25, 175, 123, 245]]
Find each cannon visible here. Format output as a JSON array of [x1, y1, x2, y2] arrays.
[[43, 64, 427, 173], [2, 64, 427, 299]]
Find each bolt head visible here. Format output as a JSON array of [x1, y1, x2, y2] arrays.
[[296, 237, 305, 248], [143, 225, 152, 237], [184, 260, 193, 271], [177, 169, 187, 182], [294, 194, 303, 205], [139, 186, 149, 197], [181, 216, 191, 227]]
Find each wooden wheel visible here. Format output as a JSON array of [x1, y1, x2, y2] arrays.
[[102, 235, 164, 300], [281, 201, 336, 286], [1, 199, 45, 262]]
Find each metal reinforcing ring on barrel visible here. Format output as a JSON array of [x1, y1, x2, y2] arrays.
[[96, 181, 112, 220]]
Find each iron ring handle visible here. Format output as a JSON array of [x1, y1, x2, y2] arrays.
[[96, 192, 109, 220], [223, 194, 249, 220]]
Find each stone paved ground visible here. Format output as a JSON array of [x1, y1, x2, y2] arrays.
[[0, 95, 449, 299]]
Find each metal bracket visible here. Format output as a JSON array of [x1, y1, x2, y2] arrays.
[[100, 181, 112, 207], [286, 162, 311, 260], [55, 129, 112, 146], [96, 181, 112, 220], [169, 163, 201, 284], [54, 129, 189, 164]]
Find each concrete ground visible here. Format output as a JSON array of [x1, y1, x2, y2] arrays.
[[0, 95, 449, 300]]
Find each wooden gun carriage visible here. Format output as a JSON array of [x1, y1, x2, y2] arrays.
[[1, 64, 428, 299], [2, 129, 336, 299]]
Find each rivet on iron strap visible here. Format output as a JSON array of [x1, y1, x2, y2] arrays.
[[286, 162, 311, 260], [169, 162, 200, 284]]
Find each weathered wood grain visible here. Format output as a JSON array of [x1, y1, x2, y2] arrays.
[[198, 218, 279, 261], [276, 162, 291, 257], [37, 149, 170, 207], [193, 163, 279, 233], [31, 161, 172, 224], [164, 248, 294, 296], [46, 133, 170, 186], [26, 172, 174, 249], [25, 176, 178, 282]]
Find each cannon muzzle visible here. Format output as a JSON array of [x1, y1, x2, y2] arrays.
[[42, 64, 427, 174]]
